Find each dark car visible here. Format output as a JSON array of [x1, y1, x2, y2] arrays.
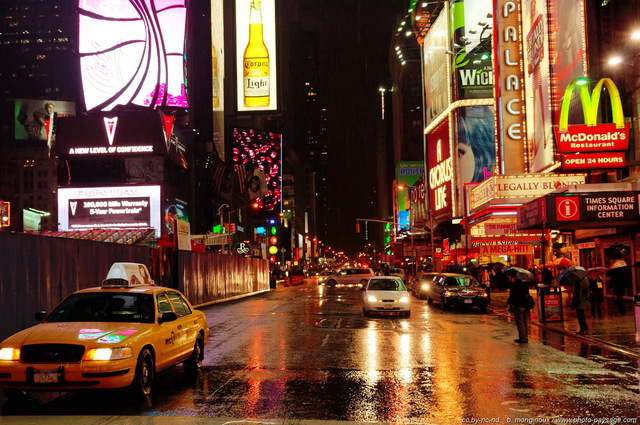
[[425, 273, 489, 312], [410, 272, 438, 300]]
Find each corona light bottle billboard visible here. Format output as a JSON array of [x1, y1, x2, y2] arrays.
[[243, 0, 269, 107], [236, 0, 277, 112]]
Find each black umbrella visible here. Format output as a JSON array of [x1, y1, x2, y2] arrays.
[[604, 244, 630, 260], [556, 266, 587, 286], [502, 267, 535, 282]]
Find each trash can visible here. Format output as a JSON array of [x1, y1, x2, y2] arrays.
[[537, 285, 564, 322], [634, 293, 640, 346]]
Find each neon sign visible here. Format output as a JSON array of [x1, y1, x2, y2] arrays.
[[555, 78, 629, 153]]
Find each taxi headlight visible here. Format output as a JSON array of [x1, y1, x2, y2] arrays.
[[399, 297, 409, 303], [367, 295, 377, 302], [0, 347, 20, 361], [84, 346, 134, 361]]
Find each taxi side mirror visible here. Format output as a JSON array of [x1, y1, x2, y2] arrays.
[[35, 311, 47, 322], [159, 311, 178, 323]]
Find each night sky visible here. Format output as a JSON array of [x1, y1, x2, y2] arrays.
[[285, 0, 406, 257]]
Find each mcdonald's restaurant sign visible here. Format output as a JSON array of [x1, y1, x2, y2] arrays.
[[554, 78, 629, 153]]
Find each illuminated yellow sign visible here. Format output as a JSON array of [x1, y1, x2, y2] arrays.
[[558, 78, 624, 131]]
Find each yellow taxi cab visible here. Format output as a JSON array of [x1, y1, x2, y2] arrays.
[[0, 262, 210, 399]]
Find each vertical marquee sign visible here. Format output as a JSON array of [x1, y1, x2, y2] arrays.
[[493, 0, 527, 175], [428, 120, 453, 223]]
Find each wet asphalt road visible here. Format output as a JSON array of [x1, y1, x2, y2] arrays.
[[2, 278, 640, 424]]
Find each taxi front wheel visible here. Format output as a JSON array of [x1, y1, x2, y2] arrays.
[[130, 348, 155, 398], [183, 334, 204, 373]]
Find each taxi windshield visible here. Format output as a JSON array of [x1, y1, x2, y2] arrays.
[[46, 293, 155, 324]]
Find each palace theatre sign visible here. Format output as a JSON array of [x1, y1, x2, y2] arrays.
[[517, 190, 640, 230]]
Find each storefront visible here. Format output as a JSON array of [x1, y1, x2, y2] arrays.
[[517, 182, 640, 300]]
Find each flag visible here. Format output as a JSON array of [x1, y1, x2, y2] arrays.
[[234, 163, 252, 193], [211, 160, 229, 195], [248, 167, 268, 200]]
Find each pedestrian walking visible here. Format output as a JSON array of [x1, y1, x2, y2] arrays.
[[606, 259, 629, 316], [586, 270, 604, 319], [506, 274, 532, 344], [570, 274, 591, 335]]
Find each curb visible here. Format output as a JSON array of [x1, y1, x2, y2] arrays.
[[489, 306, 640, 358]]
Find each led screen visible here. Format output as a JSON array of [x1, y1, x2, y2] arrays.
[[232, 127, 282, 212], [58, 185, 161, 235], [78, 0, 188, 111], [14, 99, 76, 142], [235, 0, 278, 112]]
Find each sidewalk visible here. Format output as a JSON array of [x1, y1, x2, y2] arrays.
[[489, 289, 640, 357]]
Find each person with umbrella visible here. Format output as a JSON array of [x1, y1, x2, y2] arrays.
[[606, 259, 629, 316], [586, 268, 605, 319], [560, 267, 590, 335], [503, 267, 535, 344]]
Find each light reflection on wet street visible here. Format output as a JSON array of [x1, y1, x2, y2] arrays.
[[2, 279, 640, 423]]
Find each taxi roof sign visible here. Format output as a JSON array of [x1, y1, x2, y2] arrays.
[[102, 262, 154, 287]]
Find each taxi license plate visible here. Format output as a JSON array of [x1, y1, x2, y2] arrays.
[[464, 299, 473, 304], [34, 370, 59, 383], [383, 304, 394, 309]]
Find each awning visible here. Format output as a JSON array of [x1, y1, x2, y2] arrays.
[[517, 182, 640, 230]]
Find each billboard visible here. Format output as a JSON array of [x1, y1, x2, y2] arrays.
[[396, 162, 424, 230], [450, 0, 494, 100], [14, 99, 76, 154], [211, 0, 226, 159], [231, 127, 282, 212], [549, 0, 587, 125], [58, 185, 162, 235], [427, 120, 453, 223], [55, 111, 187, 168], [235, 0, 278, 112], [493, 0, 526, 175], [78, 0, 188, 111], [423, 6, 450, 128], [523, 0, 554, 172]]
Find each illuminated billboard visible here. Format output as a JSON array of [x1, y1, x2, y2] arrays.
[[58, 185, 161, 235], [396, 162, 424, 230], [549, 0, 587, 125], [235, 0, 278, 112], [423, 6, 450, 128], [427, 120, 453, 223], [232, 127, 282, 212], [14, 99, 76, 154], [450, 0, 493, 100], [211, 0, 226, 159], [523, 0, 554, 172], [78, 0, 188, 112]]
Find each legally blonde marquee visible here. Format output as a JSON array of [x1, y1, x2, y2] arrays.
[[479, 244, 533, 256]]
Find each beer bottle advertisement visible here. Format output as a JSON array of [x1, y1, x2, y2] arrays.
[[235, 0, 277, 111]]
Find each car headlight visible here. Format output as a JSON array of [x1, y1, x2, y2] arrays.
[[479, 292, 488, 298], [83, 346, 134, 361], [399, 297, 409, 303], [0, 347, 20, 361], [421, 284, 429, 290], [443, 290, 458, 297], [367, 295, 377, 302]]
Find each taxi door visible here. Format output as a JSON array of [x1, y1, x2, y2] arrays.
[[164, 291, 199, 361], [155, 292, 188, 369]]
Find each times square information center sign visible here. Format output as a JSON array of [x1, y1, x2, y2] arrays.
[[517, 191, 640, 230]]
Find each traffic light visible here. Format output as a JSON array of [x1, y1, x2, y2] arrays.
[[267, 218, 279, 263]]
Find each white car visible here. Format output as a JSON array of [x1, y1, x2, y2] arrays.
[[362, 276, 411, 318], [325, 268, 374, 287]]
